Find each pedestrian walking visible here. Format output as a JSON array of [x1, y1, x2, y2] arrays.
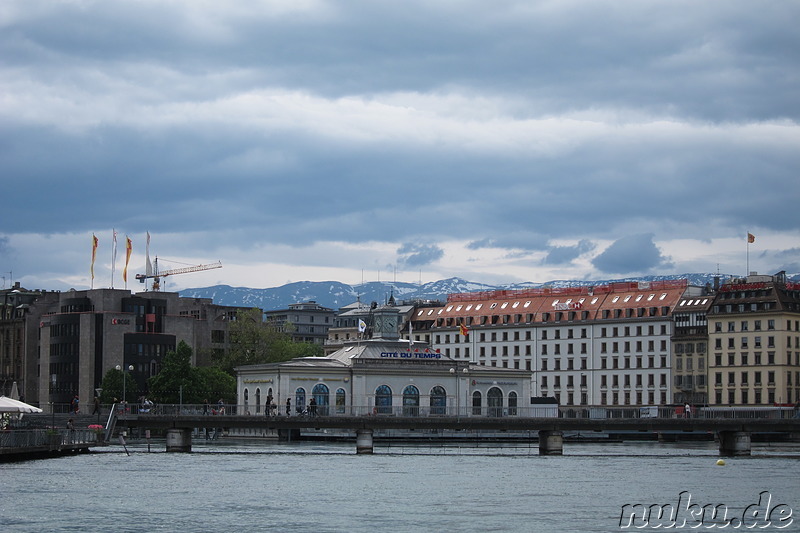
[[286, 398, 291, 416]]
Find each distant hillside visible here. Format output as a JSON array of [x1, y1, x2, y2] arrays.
[[178, 272, 800, 311]]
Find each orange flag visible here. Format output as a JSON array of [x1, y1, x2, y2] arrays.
[[123, 236, 133, 283], [90, 234, 99, 280]]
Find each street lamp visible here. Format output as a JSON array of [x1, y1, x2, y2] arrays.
[[450, 366, 469, 417], [115, 364, 134, 404]]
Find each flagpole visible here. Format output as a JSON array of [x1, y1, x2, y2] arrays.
[[111, 229, 117, 289], [746, 232, 755, 276], [746, 231, 750, 275], [90, 234, 98, 290]]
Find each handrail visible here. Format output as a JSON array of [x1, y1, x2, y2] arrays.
[[117, 403, 800, 420], [104, 403, 119, 443], [0, 428, 100, 449]]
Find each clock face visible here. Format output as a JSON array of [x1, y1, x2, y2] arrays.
[[386, 317, 396, 330], [373, 317, 383, 331]]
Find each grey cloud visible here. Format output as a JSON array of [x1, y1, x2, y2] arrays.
[[465, 232, 549, 252], [543, 239, 596, 265], [592, 234, 673, 274], [397, 243, 444, 267], [1, 1, 799, 287]]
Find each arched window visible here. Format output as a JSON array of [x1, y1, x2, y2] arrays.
[[335, 388, 346, 414], [472, 390, 482, 416], [255, 388, 261, 414], [295, 388, 306, 415], [375, 385, 392, 415], [430, 386, 446, 416], [403, 385, 420, 416], [312, 383, 330, 416], [488, 387, 503, 417], [508, 391, 518, 416]]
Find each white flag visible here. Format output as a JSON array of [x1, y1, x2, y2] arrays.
[[145, 231, 152, 276], [358, 319, 367, 333]]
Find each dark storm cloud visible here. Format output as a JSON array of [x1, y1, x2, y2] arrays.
[[592, 234, 673, 274], [397, 243, 444, 267], [543, 240, 596, 265], [466, 232, 549, 252], [1, 1, 798, 288]]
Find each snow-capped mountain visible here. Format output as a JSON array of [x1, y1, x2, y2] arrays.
[[178, 272, 800, 311]]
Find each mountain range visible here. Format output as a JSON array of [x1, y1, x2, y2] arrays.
[[178, 272, 799, 312]]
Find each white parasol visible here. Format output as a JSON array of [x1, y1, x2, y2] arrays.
[[0, 395, 43, 413]]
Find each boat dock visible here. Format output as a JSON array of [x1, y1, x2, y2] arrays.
[[0, 427, 101, 462]]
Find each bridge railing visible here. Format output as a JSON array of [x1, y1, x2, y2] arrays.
[[0, 428, 100, 449], [120, 403, 799, 420]]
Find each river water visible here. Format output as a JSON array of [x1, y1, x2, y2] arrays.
[[1, 439, 799, 532]]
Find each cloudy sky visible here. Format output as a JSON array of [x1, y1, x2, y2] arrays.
[[2, 1, 799, 292]]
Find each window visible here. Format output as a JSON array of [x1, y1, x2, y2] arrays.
[[312, 383, 330, 415], [375, 385, 392, 414], [508, 391, 518, 416], [472, 391, 482, 416], [402, 385, 420, 416], [295, 388, 306, 414]]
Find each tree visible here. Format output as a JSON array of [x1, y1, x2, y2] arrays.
[[99, 367, 138, 404], [147, 341, 235, 404], [212, 307, 322, 373]]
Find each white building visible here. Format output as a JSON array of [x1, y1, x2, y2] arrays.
[[425, 281, 690, 407], [236, 305, 532, 418]]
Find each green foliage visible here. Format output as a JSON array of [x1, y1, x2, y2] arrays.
[[212, 307, 323, 373], [148, 341, 235, 404], [99, 368, 138, 404]]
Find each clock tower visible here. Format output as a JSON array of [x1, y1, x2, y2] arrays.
[[371, 306, 401, 341]]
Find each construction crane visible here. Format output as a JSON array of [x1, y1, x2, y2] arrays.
[[135, 258, 222, 291]]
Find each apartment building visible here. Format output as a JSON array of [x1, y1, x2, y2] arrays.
[[708, 272, 800, 406], [672, 292, 713, 405], [425, 280, 689, 407], [265, 301, 335, 346]]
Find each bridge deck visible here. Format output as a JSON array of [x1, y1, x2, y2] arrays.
[[118, 413, 800, 434]]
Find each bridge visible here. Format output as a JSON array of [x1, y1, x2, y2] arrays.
[[112, 404, 800, 455]]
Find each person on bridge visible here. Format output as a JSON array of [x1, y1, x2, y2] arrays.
[[684, 403, 692, 418], [286, 398, 291, 416], [309, 397, 317, 416], [265, 394, 273, 417]]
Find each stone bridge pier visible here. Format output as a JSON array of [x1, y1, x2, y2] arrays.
[[538, 430, 563, 455], [166, 428, 192, 452], [717, 431, 751, 456]]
